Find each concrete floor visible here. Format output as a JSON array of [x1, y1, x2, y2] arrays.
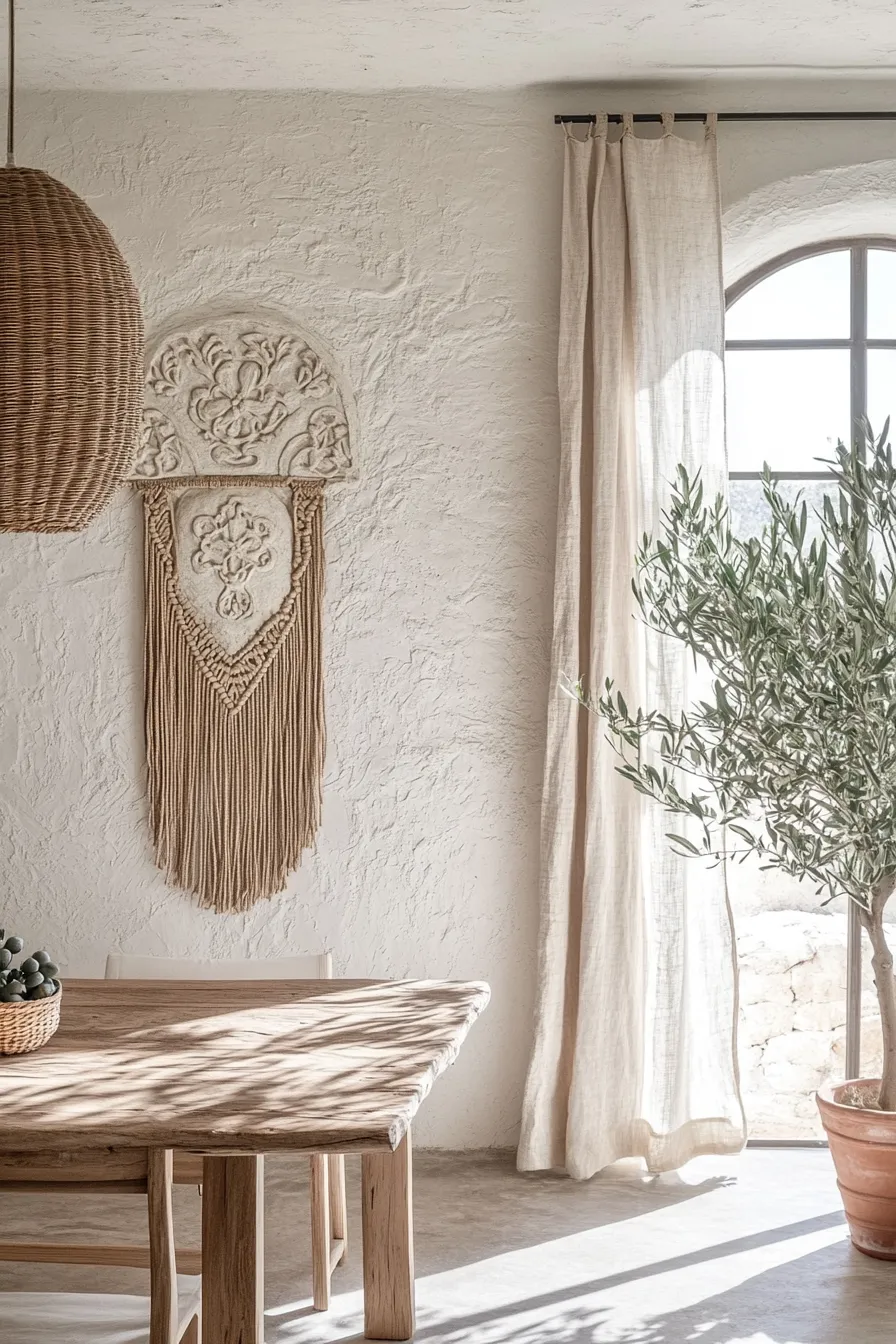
[[2, 1148, 894, 1342]]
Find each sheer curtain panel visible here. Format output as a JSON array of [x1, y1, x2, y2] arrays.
[[519, 113, 746, 1178]]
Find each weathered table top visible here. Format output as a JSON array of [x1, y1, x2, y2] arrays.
[[0, 979, 490, 1154]]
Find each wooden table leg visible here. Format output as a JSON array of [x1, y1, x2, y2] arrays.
[[310, 1153, 332, 1311], [202, 1155, 264, 1344], [362, 1131, 414, 1341], [329, 1152, 348, 1262]]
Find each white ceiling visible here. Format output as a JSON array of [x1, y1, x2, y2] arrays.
[[15, 0, 896, 91]]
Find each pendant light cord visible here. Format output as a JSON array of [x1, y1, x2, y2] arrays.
[[6, 0, 14, 166]]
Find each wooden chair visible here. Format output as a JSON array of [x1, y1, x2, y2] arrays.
[[105, 951, 348, 1312], [0, 1146, 200, 1344]]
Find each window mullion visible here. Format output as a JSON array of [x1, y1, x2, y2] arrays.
[[845, 243, 867, 1085], [851, 245, 868, 435]]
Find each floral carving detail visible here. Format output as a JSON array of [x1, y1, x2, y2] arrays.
[[282, 406, 352, 477], [134, 410, 182, 477], [191, 497, 274, 620], [147, 330, 337, 469], [147, 344, 182, 398]]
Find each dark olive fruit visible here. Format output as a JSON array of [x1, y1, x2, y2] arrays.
[[0, 987, 24, 1003], [24, 971, 44, 990], [3, 937, 24, 954], [0, 949, 10, 970], [33, 952, 51, 967], [41, 964, 60, 979], [29, 982, 55, 1000], [20, 958, 39, 976]]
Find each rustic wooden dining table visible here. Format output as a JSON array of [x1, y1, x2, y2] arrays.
[[0, 977, 490, 1343]]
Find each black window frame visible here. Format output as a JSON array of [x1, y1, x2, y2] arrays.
[[726, 237, 896, 480], [725, 236, 896, 1091]]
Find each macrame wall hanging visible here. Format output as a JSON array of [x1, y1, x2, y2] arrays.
[[130, 311, 356, 912]]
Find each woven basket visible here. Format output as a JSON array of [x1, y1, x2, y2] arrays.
[[0, 167, 144, 532], [0, 987, 62, 1055]]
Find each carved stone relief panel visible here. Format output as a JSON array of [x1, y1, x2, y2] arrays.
[[131, 313, 356, 481], [172, 487, 295, 655]]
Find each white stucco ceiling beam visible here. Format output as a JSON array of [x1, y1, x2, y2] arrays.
[[14, 0, 896, 91]]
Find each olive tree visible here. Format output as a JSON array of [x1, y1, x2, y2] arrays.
[[582, 428, 896, 1109]]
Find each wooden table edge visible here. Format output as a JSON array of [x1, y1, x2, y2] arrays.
[[0, 978, 490, 1344], [0, 980, 490, 1157]]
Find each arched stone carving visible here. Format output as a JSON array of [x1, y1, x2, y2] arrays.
[[130, 311, 356, 481]]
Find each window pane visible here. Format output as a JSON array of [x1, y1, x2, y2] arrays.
[[730, 858, 847, 1140], [726, 509, 845, 1139], [867, 348, 896, 443], [729, 478, 835, 541], [867, 248, 896, 339], [726, 349, 851, 473], [862, 920, 890, 1084], [726, 250, 850, 341]]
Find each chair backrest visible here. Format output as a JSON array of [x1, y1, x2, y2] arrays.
[[104, 951, 333, 981], [0, 1147, 197, 1344]]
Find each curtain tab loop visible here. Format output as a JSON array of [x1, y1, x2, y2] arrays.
[[564, 115, 604, 142], [622, 111, 634, 138], [661, 112, 675, 138], [704, 112, 718, 139], [595, 111, 609, 140]]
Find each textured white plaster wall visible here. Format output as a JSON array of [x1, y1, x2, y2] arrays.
[[2, 92, 563, 1149], [3, 87, 895, 1147]]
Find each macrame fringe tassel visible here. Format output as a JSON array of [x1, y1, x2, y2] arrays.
[[142, 484, 325, 912]]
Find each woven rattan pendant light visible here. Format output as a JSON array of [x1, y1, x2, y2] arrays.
[[0, 0, 143, 532]]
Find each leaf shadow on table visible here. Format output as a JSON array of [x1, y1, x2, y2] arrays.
[[0, 981, 490, 1148]]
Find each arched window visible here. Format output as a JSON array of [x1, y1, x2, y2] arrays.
[[724, 240, 896, 1139], [726, 239, 896, 533]]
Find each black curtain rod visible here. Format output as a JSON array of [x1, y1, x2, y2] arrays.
[[555, 111, 896, 124]]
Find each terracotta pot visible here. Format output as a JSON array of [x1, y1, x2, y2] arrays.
[[817, 1079, 896, 1259]]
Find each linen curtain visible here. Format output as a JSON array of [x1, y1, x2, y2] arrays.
[[519, 112, 746, 1178]]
